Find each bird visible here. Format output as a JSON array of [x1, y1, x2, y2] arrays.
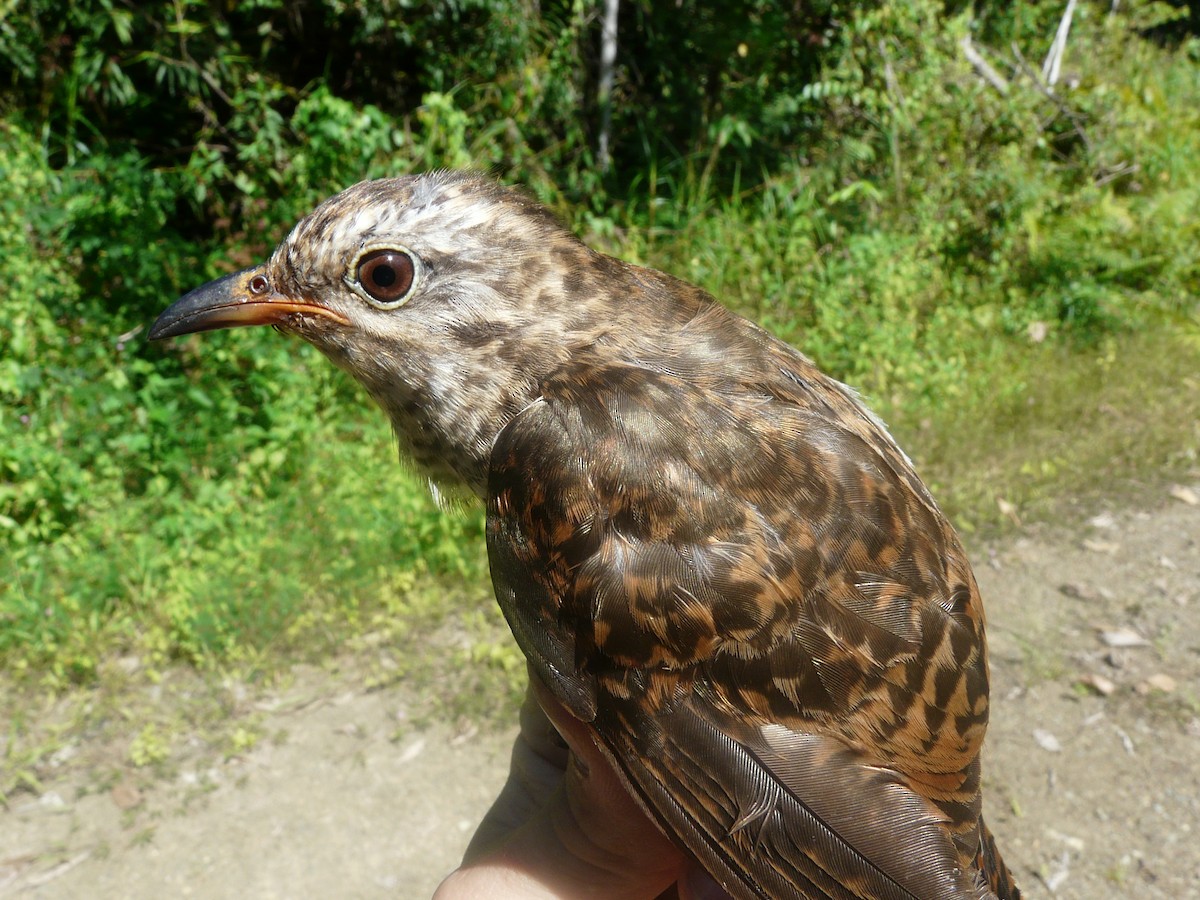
[[151, 171, 1020, 899]]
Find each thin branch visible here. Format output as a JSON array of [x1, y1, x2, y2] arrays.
[[1094, 161, 1139, 187], [960, 34, 1010, 95]]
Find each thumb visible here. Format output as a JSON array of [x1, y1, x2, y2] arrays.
[[533, 678, 734, 900]]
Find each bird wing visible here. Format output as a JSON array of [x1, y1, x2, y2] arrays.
[[485, 356, 996, 900]]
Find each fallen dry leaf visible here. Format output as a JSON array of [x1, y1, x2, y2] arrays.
[[110, 782, 143, 811], [996, 497, 1020, 526], [1099, 628, 1150, 648], [1082, 538, 1120, 555], [1143, 673, 1178, 693], [450, 723, 480, 747], [1168, 484, 1199, 506], [396, 738, 426, 765], [1059, 582, 1098, 601], [1033, 728, 1063, 753], [1078, 673, 1116, 696]]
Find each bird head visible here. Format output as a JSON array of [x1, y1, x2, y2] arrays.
[[150, 172, 609, 495]]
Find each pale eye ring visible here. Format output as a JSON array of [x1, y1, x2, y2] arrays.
[[354, 249, 416, 307]]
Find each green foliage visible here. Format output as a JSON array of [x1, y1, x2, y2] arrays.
[[0, 122, 486, 684], [617, 0, 1200, 409], [2, 1, 1199, 690], [0, 0, 593, 229]]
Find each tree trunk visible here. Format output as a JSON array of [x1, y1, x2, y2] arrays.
[[597, 0, 619, 172]]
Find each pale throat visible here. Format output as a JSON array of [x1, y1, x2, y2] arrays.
[[333, 333, 541, 497]]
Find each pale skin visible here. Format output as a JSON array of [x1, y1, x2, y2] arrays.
[[435, 668, 731, 900]]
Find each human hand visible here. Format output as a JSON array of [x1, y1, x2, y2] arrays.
[[434, 669, 729, 899]]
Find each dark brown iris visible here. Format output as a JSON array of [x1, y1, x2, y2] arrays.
[[357, 249, 415, 305]]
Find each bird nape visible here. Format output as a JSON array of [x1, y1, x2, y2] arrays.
[[150, 171, 1020, 900]]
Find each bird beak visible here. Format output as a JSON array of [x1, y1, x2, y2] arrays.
[[148, 265, 349, 340]]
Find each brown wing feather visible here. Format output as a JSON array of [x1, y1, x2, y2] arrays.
[[486, 353, 1009, 899]]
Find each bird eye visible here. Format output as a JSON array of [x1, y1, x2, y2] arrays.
[[355, 249, 415, 306]]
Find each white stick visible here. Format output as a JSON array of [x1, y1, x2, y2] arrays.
[[960, 35, 1010, 95], [1043, 0, 1078, 88]]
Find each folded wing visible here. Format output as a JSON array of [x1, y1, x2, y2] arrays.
[[486, 355, 997, 899]]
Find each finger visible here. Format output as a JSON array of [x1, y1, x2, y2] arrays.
[[437, 670, 688, 899], [529, 676, 734, 900], [531, 673, 688, 893], [462, 680, 569, 862]]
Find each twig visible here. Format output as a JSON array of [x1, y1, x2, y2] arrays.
[[116, 323, 145, 345], [21, 852, 93, 888], [1042, 0, 1078, 88], [1094, 161, 1139, 187], [960, 34, 1010, 95]]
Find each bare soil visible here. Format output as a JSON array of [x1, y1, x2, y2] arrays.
[[3, 488, 1198, 899]]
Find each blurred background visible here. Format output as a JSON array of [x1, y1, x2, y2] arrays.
[[1, 0, 1198, 753]]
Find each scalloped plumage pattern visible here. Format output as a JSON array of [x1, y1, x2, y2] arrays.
[[159, 172, 1021, 899]]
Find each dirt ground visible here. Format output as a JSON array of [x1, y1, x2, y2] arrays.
[[2, 486, 1198, 899]]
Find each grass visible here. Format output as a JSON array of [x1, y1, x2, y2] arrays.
[[897, 325, 1200, 533], [5, 5, 1200, 793]]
